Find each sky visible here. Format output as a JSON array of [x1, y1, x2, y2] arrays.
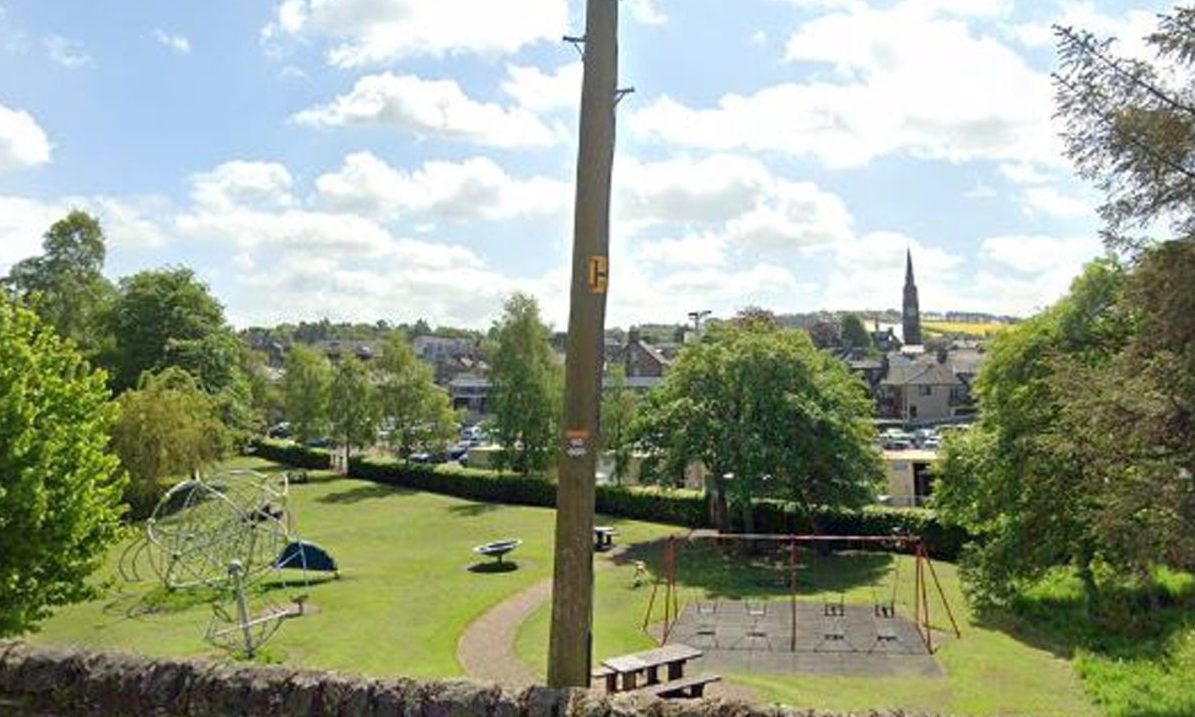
[[0, 0, 1171, 329]]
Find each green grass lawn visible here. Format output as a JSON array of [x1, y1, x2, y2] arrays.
[[31, 456, 1113, 716], [517, 541, 1097, 717], [30, 456, 676, 678]]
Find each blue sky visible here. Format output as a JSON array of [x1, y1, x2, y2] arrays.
[[0, 0, 1169, 329]]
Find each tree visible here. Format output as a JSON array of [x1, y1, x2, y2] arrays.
[[0, 300, 126, 636], [283, 344, 333, 444], [103, 267, 230, 392], [632, 320, 882, 532], [329, 356, 380, 460], [841, 313, 874, 351], [112, 367, 228, 517], [1055, 7, 1195, 252], [600, 367, 640, 485], [2, 210, 115, 354], [935, 260, 1133, 607], [487, 293, 559, 475], [375, 334, 457, 458]]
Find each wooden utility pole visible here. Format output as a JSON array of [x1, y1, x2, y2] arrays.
[[547, 0, 619, 688]]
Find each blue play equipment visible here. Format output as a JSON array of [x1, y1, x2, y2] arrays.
[[275, 540, 339, 574]]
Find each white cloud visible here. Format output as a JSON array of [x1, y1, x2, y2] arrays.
[[617, 154, 772, 225], [630, 1, 1058, 168], [292, 72, 562, 148], [0, 103, 51, 173], [1020, 185, 1093, 218], [176, 205, 395, 257], [153, 29, 191, 55], [314, 151, 570, 221], [0, 194, 168, 273], [817, 231, 965, 311], [501, 62, 581, 114], [614, 154, 853, 254], [635, 233, 727, 268], [1012, 2, 1159, 61], [625, 0, 667, 25], [262, 0, 567, 67], [43, 34, 90, 67], [980, 234, 1103, 274], [998, 162, 1052, 185], [190, 160, 296, 210], [0, 196, 62, 271], [725, 180, 854, 252]]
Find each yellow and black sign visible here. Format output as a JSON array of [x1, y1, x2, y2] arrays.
[[588, 255, 608, 293]]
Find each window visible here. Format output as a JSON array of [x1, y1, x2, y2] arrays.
[[918, 385, 933, 396]]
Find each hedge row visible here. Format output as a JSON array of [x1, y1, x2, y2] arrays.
[[251, 439, 967, 559]]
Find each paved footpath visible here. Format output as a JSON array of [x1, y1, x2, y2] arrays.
[[456, 577, 552, 687], [455, 545, 756, 702]]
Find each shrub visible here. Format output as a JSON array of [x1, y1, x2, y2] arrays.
[[252, 438, 967, 555]]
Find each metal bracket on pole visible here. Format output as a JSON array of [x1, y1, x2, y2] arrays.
[[615, 87, 636, 105], [563, 34, 586, 58]]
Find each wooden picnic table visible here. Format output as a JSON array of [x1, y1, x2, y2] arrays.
[[598, 644, 703, 692]]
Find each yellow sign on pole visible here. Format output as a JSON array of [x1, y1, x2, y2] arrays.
[[588, 256, 608, 293]]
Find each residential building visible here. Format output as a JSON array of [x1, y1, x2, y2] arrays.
[[882, 449, 938, 507]]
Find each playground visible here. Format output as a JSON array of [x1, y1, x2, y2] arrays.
[[640, 532, 958, 679], [32, 456, 1097, 716]]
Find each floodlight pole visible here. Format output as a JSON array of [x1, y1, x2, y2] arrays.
[[547, 0, 619, 688]]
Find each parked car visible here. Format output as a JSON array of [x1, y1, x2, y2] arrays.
[[267, 422, 291, 439], [304, 437, 333, 448]]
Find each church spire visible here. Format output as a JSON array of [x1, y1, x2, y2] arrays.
[[902, 248, 922, 345]]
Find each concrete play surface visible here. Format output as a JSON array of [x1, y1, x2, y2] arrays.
[[663, 599, 944, 678]]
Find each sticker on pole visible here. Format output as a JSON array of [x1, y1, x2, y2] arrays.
[[588, 256, 608, 294], [565, 429, 589, 458]]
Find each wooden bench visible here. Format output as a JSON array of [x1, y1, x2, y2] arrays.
[[638, 673, 721, 699]]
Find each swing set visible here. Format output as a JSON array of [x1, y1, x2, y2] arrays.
[[643, 530, 961, 654]]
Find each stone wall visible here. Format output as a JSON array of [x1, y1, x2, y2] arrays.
[[0, 641, 929, 717]]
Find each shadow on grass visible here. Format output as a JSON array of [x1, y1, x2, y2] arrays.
[[468, 561, 520, 574], [976, 570, 1195, 717], [446, 502, 502, 517], [615, 537, 894, 600], [316, 482, 412, 504]]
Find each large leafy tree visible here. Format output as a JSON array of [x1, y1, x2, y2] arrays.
[[103, 267, 255, 439], [935, 261, 1134, 607], [2, 210, 115, 354], [840, 313, 874, 351], [283, 344, 333, 444], [112, 367, 228, 517], [375, 334, 457, 459], [329, 356, 380, 459], [1055, 6, 1195, 252], [103, 267, 228, 391], [487, 293, 559, 475], [0, 300, 126, 636], [633, 318, 882, 531], [600, 367, 640, 485]]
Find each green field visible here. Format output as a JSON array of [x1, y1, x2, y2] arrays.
[[32, 456, 1103, 715], [922, 320, 1011, 338], [31, 457, 675, 677]]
